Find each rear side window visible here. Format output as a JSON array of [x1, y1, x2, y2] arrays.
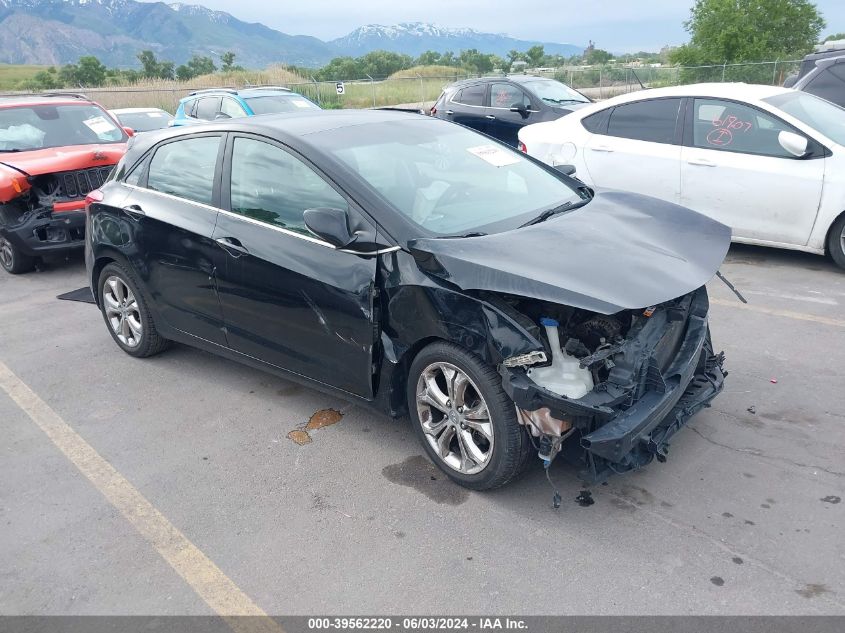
[[582, 108, 611, 133], [147, 136, 220, 205], [804, 65, 845, 107], [229, 137, 348, 236], [453, 84, 486, 106], [606, 98, 682, 144], [195, 97, 222, 121]]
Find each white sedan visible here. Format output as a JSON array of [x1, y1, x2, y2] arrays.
[[518, 83, 845, 269]]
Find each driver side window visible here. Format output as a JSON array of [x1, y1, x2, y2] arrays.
[[229, 137, 348, 236], [692, 98, 799, 158], [490, 83, 531, 110]]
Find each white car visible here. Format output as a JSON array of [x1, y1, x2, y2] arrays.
[[518, 83, 845, 269], [108, 107, 173, 133]]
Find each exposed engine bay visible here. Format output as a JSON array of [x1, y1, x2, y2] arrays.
[[488, 287, 726, 483], [0, 166, 112, 253]]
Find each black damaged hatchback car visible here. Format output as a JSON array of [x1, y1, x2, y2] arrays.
[[85, 110, 729, 490]]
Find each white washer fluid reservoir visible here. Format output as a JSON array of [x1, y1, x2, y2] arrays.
[[526, 317, 594, 399]]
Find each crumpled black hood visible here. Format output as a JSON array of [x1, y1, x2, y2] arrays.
[[408, 190, 731, 314]]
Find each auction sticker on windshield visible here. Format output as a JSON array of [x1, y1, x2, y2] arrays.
[[83, 116, 116, 135], [466, 144, 521, 167]]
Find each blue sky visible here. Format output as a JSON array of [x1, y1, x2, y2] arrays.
[[163, 0, 845, 52]]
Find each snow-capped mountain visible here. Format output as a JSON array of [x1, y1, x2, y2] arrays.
[[332, 22, 582, 58], [0, 1, 582, 68]]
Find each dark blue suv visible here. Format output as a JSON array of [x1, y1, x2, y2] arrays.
[[431, 75, 591, 147], [172, 87, 320, 126]]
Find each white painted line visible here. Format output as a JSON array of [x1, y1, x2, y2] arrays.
[[0, 359, 284, 633], [711, 298, 845, 328]]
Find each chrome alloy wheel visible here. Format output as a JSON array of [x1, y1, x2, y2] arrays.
[[0, 237, 13, 270], [415, 362, 494, 475], [840, 223, 845, 257], [103, 275, 142, 348]]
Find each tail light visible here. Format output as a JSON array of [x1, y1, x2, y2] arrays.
[[518, 141, 528, 153], [85, 189, 104, 212]]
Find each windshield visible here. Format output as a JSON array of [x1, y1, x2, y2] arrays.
[[0, 104, 126, 151], [244, 95, 319, 115], [521, 80, 590, 106], [311, 118, 581, 236], [764, 91, 845, 146], [114, 110, 173, 132]]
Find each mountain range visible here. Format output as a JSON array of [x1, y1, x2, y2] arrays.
[[0, 0, 583, 69]]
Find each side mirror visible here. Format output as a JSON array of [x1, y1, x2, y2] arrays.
[[214, 112, 232, 120], [778, 130, 809, 158], [303, 207, 356, 248], [122, 126, 135, 137], [509, 104, 529, 118], [554, 164, 577, 176]]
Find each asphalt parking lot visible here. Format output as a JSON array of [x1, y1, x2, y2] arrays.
[[1, 244, 843, 616]]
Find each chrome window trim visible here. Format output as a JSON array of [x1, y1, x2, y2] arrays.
[[123, 184, 401, 255], [124, 183, 219, 214]]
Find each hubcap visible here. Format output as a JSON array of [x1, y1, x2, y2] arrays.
[[0, 237, 13, 270], [415, 362, 494, 475], [103, 276, 142, 348], [840, 224, 845, 256]]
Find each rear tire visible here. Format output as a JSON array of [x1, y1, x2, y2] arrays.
[[407, 341, 533, 490], [0, 235, 36, 274], [98, 262, 169, 358], [827, 214, 845, 270]]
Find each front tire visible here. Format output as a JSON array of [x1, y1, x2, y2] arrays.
[[0, 235, 35, 274], [828, 214, 845, 270], [407, 341, 533, 490], [98, 262, 169, 358]]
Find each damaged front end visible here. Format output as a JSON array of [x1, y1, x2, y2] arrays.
[[497, 286, 725, 482], [0, 165, 113, 258]]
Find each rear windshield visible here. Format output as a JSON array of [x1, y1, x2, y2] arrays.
[[115, 111, 173, 132], [244, 95, 320, 115], [0, 104, 126, 151], [310, 118, 581, 237]]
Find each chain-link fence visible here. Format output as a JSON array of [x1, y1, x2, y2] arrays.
[[4, 60, 804, 113], [557, 60, 802, 100]]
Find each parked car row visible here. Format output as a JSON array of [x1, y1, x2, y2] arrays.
[[517, 83, 845, 269], [82, 109, 729, 492]]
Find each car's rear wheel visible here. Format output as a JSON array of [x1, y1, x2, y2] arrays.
[[828, 213, 845, 270], [407, 341, 533, 490], [98, 262, 169, 358], [0, 236, 35, 274]]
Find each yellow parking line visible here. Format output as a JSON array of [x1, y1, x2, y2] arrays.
[[711, 297, 845, 328], [0, 360, 283, 633]]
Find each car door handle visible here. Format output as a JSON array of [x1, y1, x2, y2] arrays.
[[122, 204, 145, 219], [215, 237, 249, 257], [590, 145, 614, 152], [687, 157, 716, 167], [445, 110, 454, 115], [485, 115, 496, 120]]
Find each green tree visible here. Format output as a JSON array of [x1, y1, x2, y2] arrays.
[[416, 50, 443, 66], [176, 55, 216, 80], [75, 56, 107, 86], [584, 48, 612, 65], [671, 0, 825, 66], [137, 50, 174, 79], [525, 45, 545, 67], [221, 51, 236, 71], [824, 32, 845, 42]]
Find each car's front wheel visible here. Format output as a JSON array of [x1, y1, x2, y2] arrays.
[[828, 213, 845, 270], [98, 262, 169, 358], [407, 341, 533, 490], [0, 235, 35, 274]]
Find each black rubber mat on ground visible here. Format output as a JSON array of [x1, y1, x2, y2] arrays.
[[57, 287, 95, 304]]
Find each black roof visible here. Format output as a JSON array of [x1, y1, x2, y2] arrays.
[[127, 109, 424, 155], [444, 74, 554, 90]]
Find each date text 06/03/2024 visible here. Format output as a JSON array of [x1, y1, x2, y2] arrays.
[[306, 618, 529, 630]]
